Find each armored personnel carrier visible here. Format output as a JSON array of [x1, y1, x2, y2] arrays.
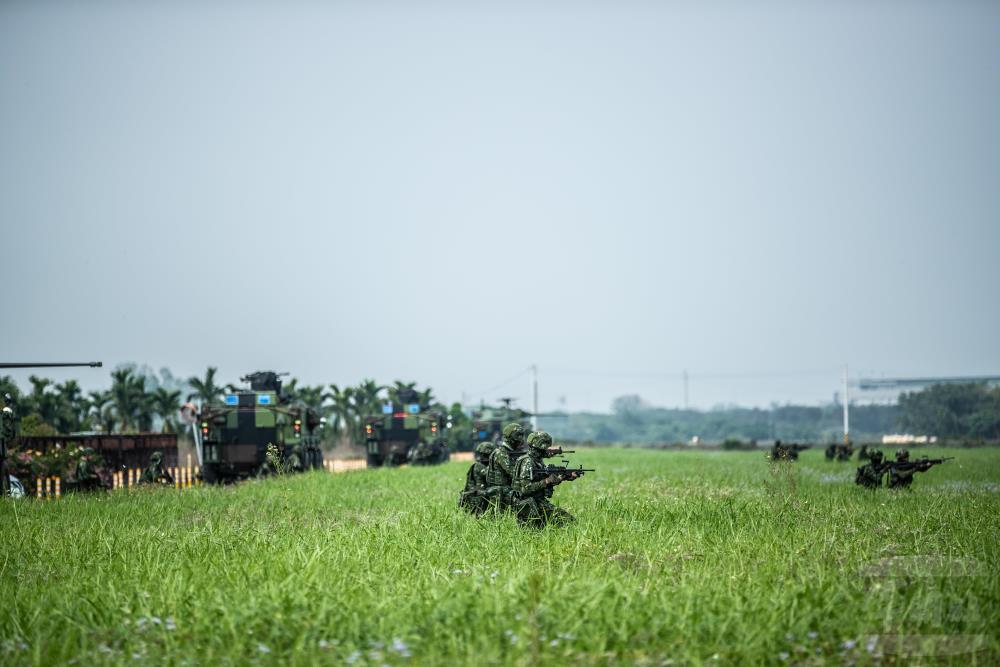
[[198, 371, 323, 483], [470, 397, 533, 447], [362, 387, 449, 467]]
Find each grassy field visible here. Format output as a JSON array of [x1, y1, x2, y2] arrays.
[[2, 447, 999, 666]]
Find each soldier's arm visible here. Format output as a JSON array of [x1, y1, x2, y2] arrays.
[[514, 461, 552, 496]]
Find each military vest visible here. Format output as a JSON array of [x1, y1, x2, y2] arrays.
[[486, 444, 517, 486]]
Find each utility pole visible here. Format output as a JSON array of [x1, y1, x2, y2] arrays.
[[842, 364, 850, 445], [531, 364, 538, 430], [682, 370, 689, 410]]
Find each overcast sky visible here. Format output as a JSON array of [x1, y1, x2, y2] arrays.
[[2, 1, 998, 412]]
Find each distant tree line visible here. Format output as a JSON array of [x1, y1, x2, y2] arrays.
[[898, 383, 1000, 440], [0, 365, 471, 450], [538, 383, 1000, 444], [4, 366, 997, 446]]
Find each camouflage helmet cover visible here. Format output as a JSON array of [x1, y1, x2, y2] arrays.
[[475, 441, 496, 457], [150, 451, 163, 463], [527, 431, 552, 450], [502, 422, 525, 445], [896, 449, 910, 461]]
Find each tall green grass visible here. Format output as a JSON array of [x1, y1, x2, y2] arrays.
[[2, 448, 998, 665]]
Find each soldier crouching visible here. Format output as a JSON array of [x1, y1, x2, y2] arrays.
[[512, 431, 577, 527], [458, 441, 499, 515]]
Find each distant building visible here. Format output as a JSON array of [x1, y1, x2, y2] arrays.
[[882, 434, 938, 445]]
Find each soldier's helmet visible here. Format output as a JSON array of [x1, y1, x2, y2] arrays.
[[150, 451, 163, 464], [502, 423, 525, 446], [528, 431, 553, 451], [870, 450, 884, 464], [474, 441, 495, 462], [896, 449, 909, 461]]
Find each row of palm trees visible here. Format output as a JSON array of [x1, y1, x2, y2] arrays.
[[2, 367, 458, 445], [1, 369, 187, 436]]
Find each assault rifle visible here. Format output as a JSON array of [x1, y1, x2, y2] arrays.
[[887, 457, 953, 472], [545, 447, 575, 457], [540, 461, 594, 482]]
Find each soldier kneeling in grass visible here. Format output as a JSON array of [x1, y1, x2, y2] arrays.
[[141, 451, 174, 485], [459, 441, 500, 515], [512, 432, 581, 528]]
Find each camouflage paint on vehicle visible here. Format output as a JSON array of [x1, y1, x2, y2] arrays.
[[363, 406, 450, 468], [199, 371, 323, 483], [470, 398, 532, 448]]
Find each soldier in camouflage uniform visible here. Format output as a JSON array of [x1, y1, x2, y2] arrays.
[[854, 449, 887, 490], [458, 441, 498, 515], [485, 423, 526, 511], [141, 451, 174, 485], [69, 447, 107, 492], [886, 449, 939, 490], [512, 431, 578, 527], [284, 443, 305, 473]]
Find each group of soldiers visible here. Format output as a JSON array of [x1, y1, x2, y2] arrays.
[[769, 437, 954, 491], [408, 439, 450, 466], [854, 448, 952, 490], [458, 423, 589, 527], [66, 449, 176, 490], [770, 441, 810, 461]]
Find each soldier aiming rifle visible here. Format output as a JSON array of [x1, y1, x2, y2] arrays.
[[885, 449, 953, 489], [511, 431, 593, 527]]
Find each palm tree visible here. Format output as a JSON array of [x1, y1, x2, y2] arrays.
[[88, 390, 115, 434], [351, 379, 386, 417], [347, 379, 386, 444], [25, 376, 60, 429], [281, 378, 300, 403], [296, 385, 328, 414], [328, 384, 356, 438], [132, 376, 155, 432], [55, 379, 86, 433], [151, 387, 183, 433], [110, 368, 147, 432], [187, 367, 224, 408], [417, 387, 435, 410]]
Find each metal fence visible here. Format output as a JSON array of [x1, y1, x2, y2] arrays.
[[15, 433, 179, 470]]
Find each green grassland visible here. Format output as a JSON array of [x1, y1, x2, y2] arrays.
[[2, 448, 999, 666]]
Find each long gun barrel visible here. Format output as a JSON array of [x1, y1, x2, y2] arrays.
[[0, 362, 103, 369]]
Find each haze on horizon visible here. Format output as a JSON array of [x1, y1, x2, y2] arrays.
[[2, 1, 999, 413]]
